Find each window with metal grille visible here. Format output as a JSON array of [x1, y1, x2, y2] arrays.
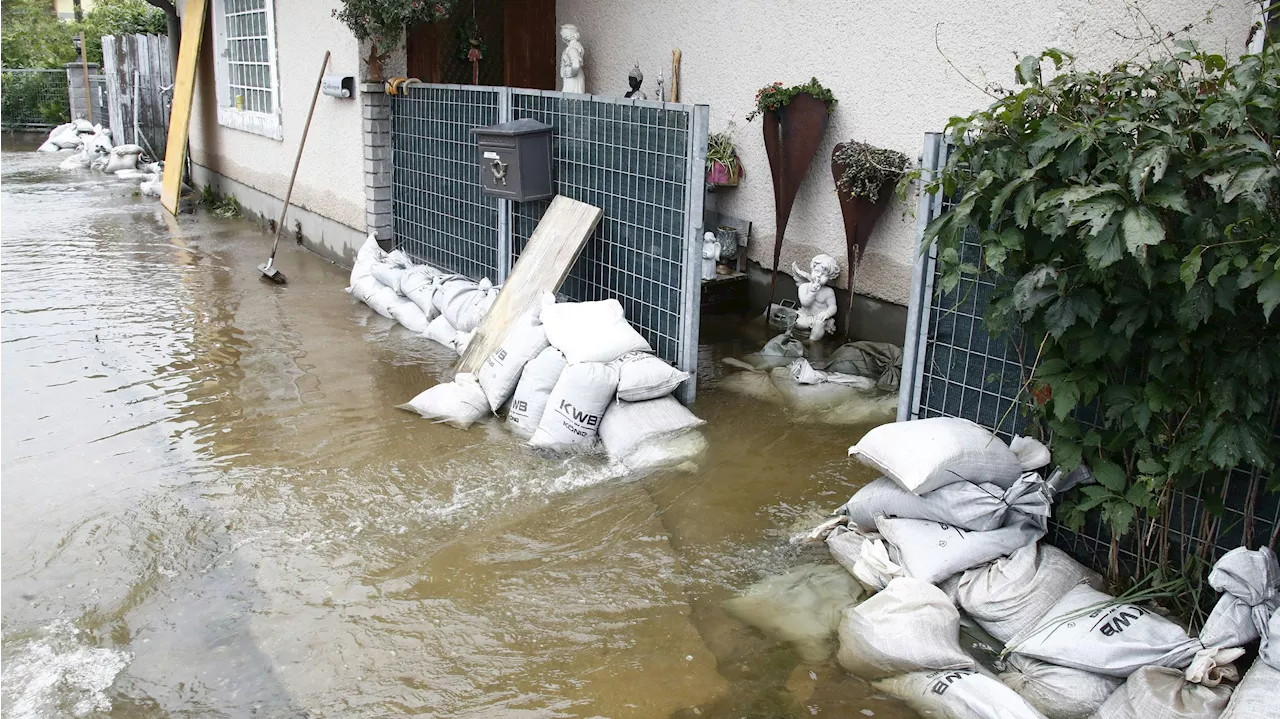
[[224, 0, 272, 113], [212, 0, 281, 139]]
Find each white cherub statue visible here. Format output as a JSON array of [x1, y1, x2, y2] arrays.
[[559, 24, 586, 94], [792, 254, 840, 341], [702, 232, 721, 280]]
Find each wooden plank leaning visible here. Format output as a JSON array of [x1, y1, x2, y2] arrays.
[[160, 0, 208, 215]]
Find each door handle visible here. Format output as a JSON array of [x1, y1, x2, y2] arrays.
[[490, 158, 508, 185]]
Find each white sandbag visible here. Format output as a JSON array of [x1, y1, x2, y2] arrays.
[[37, 140, 60, 152], [348, 233, 385, 290], [835, 577, 973, 680], [841, 473, 1053, 533], [104, 152, 139, 173], [769, 367, 863, 413], [439, 277, 498, 333], [52, 129, 83, 149], [874, 515, 1045, 585], [389, 297, 429, 333], [718, 369, 787, 405], [1008, 584, 1225, 678], [111, 143, 144, 156], [847, 418, 1030, 495], [529, 362, 619, 450], [1196, 547, 1280, 666], [86, 127, 113, 153], [999, 654, 1121, 719], [423, 315, 458, 350], [734, 332, 805, 370], [789, 357, 877, 389], [60, 149, 93, 170], [540, 299, 652, 363], [113, 168, 150, 179], [619, 429, 707, 471], [397, 373, 490, 429], [507, 346, 566, 438], [811, 390, 899, 427], [477, 313, 549, 412], [366, 284, 401, 319], [875, 667, 1049, 719], [1262, 609, 1280, 669], [399, 267, 439, 320], [371, 262, 408, 294], [1220, 659, 1279, 719], [140, 177, 163, 197], [723, 563, 865, 662], [597, 396, 705, 462], [453, 329, 475, 355], [90, 154, 110, 171], [957, 543, 1103, 643], [614, 351, 690, 401], [1091, 665, 1234, 719], [349, 276, 382, 304], [72, 118, 94, 133]]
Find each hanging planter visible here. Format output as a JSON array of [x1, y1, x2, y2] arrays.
[[830, 140, 909, 336], [706, 124, 744, 187], [747, 78, 837, 309]]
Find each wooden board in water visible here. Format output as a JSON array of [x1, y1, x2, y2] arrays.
[[160, 0, 208, 215], [458, 196, 603, 373]]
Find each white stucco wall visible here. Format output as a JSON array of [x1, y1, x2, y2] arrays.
[[187, 0, 366, 249], [557, 0, 1258, 306]]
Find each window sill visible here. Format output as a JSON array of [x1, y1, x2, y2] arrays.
[[217, 107, 283, 140]]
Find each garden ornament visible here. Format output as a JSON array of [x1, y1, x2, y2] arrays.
[[793, 254, 839, 342], [702, 232, 721, 281], [625, 64, 647, 99], [559, 24, 585, 94]]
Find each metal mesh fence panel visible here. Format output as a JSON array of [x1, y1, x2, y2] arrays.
[[1, 69, 70, 129], [390, 84, 501, 280], [508, 91, 707, 386], [901, 132, 1279, 580]]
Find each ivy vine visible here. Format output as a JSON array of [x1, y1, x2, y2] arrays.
[[918, 43, 1280, 543]]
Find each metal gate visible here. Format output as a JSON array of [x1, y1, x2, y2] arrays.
[[389, 85, 709, 400], [900, 132, 1279, 577]]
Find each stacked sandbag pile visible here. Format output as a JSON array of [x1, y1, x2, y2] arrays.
[[389, 288, 702, 468], [718, 333, 901, 426], [794, 416, 1280, 719], [38, 121, 162, 189]]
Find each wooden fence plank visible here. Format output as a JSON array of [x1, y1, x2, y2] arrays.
[[161, 0, 209, 214]]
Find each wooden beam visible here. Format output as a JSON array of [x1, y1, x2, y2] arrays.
[[160, 0, 208, 215], [458, 196, 603, 373]]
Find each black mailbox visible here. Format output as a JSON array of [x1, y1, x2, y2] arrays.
[[470, 118, 554, 202]]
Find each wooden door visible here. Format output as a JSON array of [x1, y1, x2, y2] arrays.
[[503, 0, 555, 90]]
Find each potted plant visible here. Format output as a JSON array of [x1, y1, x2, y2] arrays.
[[333, 0, 457, 82], [706, 123, 744, 187], [746, 77, 837, 309], [830, 140, 909, 335]]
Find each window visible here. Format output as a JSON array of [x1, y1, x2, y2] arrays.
[[211, 0, 282, 139]]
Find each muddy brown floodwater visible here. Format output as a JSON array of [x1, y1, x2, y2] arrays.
[[1, 141, 918, 718]]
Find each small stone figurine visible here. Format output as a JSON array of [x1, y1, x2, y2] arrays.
[[559, 24, 586, 94], [702, 232, 721, 281], [625, 64, 647, 99], [654, 69, 666, 102], [792, 254, 840, 342]]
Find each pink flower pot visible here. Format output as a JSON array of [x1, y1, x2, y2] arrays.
[[707, 159, 741, 186]]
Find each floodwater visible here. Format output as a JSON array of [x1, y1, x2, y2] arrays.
[[1, 141, 915, 718]]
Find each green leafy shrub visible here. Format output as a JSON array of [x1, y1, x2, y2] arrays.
[[1, 0, 77, 69], [81, 0, 169, 65], [920, 43, 1280, 547]]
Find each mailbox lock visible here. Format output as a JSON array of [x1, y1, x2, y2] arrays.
[[490, 158, 509, 186]]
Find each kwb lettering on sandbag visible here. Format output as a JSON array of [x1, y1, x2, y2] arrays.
[[553, 399, 601, 435], [530, 362, 618, 449]]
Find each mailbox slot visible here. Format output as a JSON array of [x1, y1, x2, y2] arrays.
[[470, 119, 553, 202]]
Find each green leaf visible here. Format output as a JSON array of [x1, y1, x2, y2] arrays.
[[1017, 55, 1040, 85], [1085, 218, 1124, 269], [1180, 246, 1203, 290], [1258, 270, 1280, 321], [990, 177, 1024, 220], [1129, 146, 1170, 200], [1122, 205, 1165, 256], [1051, 380, 1080, 422], [1225, 165, 1277, 205], [1136, 457, 1165, 475], [1207, 259, 1231, 287], [1144, 186, 1190, 214], [1103, 500, 1136, 537], [1013, 184, 1038, 229], [985, 244, 1007, 273], [1093, 459, 1127, 492], [1067, 195, 1126, 236]]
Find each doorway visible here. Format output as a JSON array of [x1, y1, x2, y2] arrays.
[[405, 0, 555, 90]]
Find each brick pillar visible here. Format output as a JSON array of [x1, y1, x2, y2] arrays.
[[64, 62, 100, 122], [362, 83, 393, 243]]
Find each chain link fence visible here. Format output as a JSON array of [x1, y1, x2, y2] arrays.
[[1, 69, 70, 130]]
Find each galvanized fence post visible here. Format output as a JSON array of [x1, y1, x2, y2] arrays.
[[678, 103, 710, 404]]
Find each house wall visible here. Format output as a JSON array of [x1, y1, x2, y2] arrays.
[[186, 0, 368, 265], [556, 0, 1259, 307]]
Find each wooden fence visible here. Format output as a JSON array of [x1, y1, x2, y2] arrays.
[[101, 34, 172, 158]]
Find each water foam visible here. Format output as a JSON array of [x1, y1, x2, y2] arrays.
[[4, 620, 131, 718]]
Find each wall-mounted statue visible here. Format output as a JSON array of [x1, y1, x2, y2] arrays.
[[625, 64, 647, 99], [559, 24, 586, 94], [792, 254, 839, 342]]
